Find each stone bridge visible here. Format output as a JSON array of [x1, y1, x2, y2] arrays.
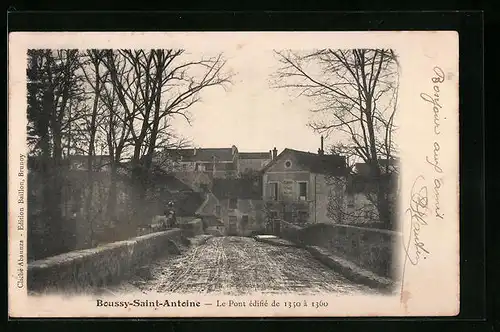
[[27, 220, 399, 296], [109, 235, 377, 295]]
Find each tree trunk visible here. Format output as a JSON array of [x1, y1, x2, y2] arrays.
[[85, 57, 101, 247], [107, 162, 118, 222], [144, 54, 163, 171], [43, 86, 65, 255], [131, 163, 149, 229]]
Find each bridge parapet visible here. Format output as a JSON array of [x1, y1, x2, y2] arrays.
[[280, 221, 401, 281], [28, 229, 184, 294]]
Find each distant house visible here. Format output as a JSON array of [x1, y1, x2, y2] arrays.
[[261, 141, 348, 225], [211, 176, 265, 236], [155, 145, 276, 180], [159, 146, 239, 178], [238, 151, 273, 173]]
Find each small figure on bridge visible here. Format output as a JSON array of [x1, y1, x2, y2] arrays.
[[163, 200, 178, 229]]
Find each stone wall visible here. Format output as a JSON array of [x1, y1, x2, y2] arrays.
[[27, 166, 203, 261], [281, 221, 401, 280], [28, 229, 185, 294]]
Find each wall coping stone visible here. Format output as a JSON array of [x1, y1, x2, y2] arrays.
[[282, 220, 401, 236], [28, 229, 181, 270]]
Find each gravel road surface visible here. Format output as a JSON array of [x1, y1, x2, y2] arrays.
[[112, 236, 376, 295]]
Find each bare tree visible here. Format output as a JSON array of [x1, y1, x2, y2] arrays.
[[102, 50, 231, 168], [78, 49, 110, 244], [27, 49, 88, 255], [273, 49, 400, 228], [27, 48, 232, 250], [100, 49, 231, 222], [80, 50, 109, 169], [98, 54, 135, 222], [27, 49, 85, 161]]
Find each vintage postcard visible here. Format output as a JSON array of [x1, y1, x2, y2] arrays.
[[8, 31, 459, 317]]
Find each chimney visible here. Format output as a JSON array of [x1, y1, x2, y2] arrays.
[[193, 147, 197, 156], [269, 150, 272, 160], [272, 147, 278, 160], [319, 136, 324, 155]]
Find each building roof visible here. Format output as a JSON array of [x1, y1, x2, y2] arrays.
[[239, 152, 272, 160], [261, 148, 347, 175], [163, 148, 235, 162]]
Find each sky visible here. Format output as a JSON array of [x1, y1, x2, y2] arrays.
[[170, 46, 326, 154]]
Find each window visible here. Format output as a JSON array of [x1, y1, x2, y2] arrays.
[[298, 182, 307, 201], [284, 160, 292, 168], [269, 211, 278, 220], [206, 163, 213, 171], [229, 198, 237, 209], [269, 182, 278, 201], [216, 205, 221, 216], [284, 211, 292, 221]]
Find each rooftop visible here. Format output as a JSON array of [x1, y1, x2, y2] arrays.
[[239, 152, 272, 160], [261, 148, 347, 175], [163, 148, 236, 162]]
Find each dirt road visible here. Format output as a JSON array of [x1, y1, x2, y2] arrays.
[[114, 236, 376, 295]]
